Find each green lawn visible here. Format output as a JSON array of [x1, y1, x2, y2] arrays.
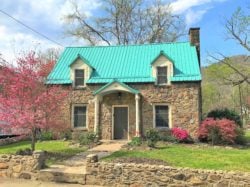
[[104, 143, 250, 172], [0, 140, 86, 165]]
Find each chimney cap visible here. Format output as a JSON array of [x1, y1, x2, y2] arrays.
[[188, 27, 200, 34]]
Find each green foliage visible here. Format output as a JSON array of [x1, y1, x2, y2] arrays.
[[235, 128, 247, 145], [40, 131, 53, 141], [15, 148, 32, 155], [202, 56, 250, 126], [207, 108, 242, 127], [78, 132, 98, 147], [145, 129, 159, 147], [245, 130, 250, 143], [160, 134, 178, 143], [60, 129, 72, 140], [128, 137, 142, 146]]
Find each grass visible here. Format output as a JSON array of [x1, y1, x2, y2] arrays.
[[104, 143, 250, 172], [0, 140, 86, 166]]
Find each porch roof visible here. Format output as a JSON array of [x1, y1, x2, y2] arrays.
[[93, 80, 139, 95]]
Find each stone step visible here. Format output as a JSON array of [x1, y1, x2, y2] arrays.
[[39, 170, 86, 184], [38, 165, 86, 184]]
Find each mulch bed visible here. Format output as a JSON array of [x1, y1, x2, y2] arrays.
[[112, 157, 170, 166]]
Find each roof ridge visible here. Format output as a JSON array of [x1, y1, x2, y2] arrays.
[[66, 41, 190, 49]]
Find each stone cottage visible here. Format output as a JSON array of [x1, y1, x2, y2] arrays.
[[47, 28, 202, 140]]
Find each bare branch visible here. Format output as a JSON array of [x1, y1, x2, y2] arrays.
[[63, 0, 185, 45]]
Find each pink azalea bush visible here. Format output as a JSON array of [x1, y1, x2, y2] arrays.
[[198, 118, 237, 145], [171, 127, 189, 142]]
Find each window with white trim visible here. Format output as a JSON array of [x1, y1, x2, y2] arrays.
[[155, 105, 169, 128], [157, 66, 167, 85], [73, 105, 87, 128], [74, 69, 85, 87]]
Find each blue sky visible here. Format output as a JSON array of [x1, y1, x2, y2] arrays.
[[0, 0, 248, 66]]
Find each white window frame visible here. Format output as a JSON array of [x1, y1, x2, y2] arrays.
[[72, 104, 88, 129], [153, 104, 172, 129]]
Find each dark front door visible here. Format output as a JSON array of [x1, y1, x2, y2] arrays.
[[114, 107, 128, 139]]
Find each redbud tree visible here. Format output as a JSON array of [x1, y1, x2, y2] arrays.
[[0, 52, 68, 151]]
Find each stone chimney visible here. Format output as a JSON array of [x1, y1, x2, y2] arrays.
[[189, 28, 200, 66]]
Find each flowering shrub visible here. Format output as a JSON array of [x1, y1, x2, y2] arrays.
[[146, 129, 159, 147], [171, 127, 189, 142], [198, 118, 238, 145]]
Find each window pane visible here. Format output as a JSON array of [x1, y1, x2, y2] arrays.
[[74, 106, 86, 115], [155, 106, 169, 127], [75, 70, 85, 86], [157, 67, 167, 75], [157, 67, 167, 84], [75, 70, 84, 77], [74, 106, 86, 127], [157, 76, 167, 84], [75, 78, 84, 86]]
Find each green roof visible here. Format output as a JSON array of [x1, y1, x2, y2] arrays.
[[47, 42, 201, 84]]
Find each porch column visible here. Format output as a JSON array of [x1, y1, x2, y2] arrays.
[[94, 95, 100, 134], [135, 94, 140, 137]]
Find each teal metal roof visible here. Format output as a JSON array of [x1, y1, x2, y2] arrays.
[[47, 42, 201, 84], [93, 80, 140, 95]]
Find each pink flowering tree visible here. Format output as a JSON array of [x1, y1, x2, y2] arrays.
[[0, 52, 68, 151]]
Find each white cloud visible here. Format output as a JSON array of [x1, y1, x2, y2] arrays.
[[185, 8, 209, 26], [170, 0, 228, 25], [0, 24, 61, 63], [171, 0, 210, 14], [0, 0, 100, 62]]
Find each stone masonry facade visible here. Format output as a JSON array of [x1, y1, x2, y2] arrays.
[[61, 82, 201, 140]]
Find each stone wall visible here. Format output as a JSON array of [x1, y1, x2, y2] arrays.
[[0, 151, 45, 179], [85, 154, 250, 187], [62, 82, 201, 140]]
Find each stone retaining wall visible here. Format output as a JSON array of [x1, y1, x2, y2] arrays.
[[0, 151, 45, 179], [85, 154, 250, 187]]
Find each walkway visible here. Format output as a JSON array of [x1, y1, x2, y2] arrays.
[[0, 178, 103, 187], [63, 140, 127, 166], [39, 140, 127, 184]]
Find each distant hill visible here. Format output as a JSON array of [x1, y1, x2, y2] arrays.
[[201, 55, 250, 125]]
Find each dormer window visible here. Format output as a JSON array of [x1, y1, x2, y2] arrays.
[[151, 52, 173, 86], [157, 66, 167, 85], [74, 69, 85, 87], [69, 54, 94, 88]]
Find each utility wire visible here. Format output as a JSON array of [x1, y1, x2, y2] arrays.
[[0, 9, 64, 47]]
